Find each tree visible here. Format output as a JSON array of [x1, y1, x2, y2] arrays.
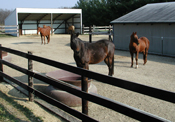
[[75, 0, 175, 26], [0, 9, 13, 25]]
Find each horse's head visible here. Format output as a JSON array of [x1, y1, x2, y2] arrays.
[[130, 32, 139, 45], [68, 25, 75, 34], [70, 33, 81, 54]]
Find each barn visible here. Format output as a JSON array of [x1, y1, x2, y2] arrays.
[[5, 8, 82, 36], [111, 2, 175, 57]]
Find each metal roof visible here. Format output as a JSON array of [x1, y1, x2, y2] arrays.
[[111, 2, 175, 24], [10, 8, 82, 22]]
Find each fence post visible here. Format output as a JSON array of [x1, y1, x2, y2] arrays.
[[93, 25, 95, 32], [0, 44, 3, 83], [82, 25, 84, 34], [28, 51, 34, 102], [89, 26, 92, 43], [81, 75, 88, 115]]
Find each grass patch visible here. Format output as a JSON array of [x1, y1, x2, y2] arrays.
[[0, 104, 17, 122], [0, 90, 43, 122]]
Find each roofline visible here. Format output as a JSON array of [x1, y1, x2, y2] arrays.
[[111, 21, 175, 24], [110, 2, 175, 24], [15, 8, 82, 14]]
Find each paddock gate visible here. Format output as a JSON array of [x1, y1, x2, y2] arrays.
[[0, 44, 174, 122]]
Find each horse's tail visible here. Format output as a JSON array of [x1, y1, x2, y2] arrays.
[[146, 38, 150, 50]]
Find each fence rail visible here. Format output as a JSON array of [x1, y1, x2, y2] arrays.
[[0, 45, 174, 122], [82, 25, 113, 34], [0, 25, 19, 35], [83, 25, 113, 43]]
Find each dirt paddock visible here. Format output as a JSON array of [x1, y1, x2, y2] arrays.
[[0, 34, 175, 122]]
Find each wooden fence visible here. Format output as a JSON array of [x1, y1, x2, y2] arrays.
[[83, 25, 113, 43], [0, 25, 19, 35], [0, 44, 174, 122], [82, 25, 113, 34]]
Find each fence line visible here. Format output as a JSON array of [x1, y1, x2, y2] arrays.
[[82, 25, 113, 34], [0, 71, 97, 122], [0, 45, 174, 122], [84, 25, 113, 43], [0, 25, 19, 35]]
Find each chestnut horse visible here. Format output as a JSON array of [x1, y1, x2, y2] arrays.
[[70, 33, 115, 76], [37, 26, 51, 44], [67, 25, 75, 34], [129, 32, 150, 68]]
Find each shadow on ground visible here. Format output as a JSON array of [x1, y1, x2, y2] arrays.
[[12, 42, 39, 45]]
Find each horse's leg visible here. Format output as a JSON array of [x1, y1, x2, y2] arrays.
[[84, 63, 89, 70], [112, 56, 114, 75], [143, 50, 146, 65], [130, 52, 133, 67], [44, 36, 46, 45], [135, 52, 139, 69], [46, 35, 48, 44], [104, 56, 113, 76], [144, 48, 148, 65], [41, 35, 43, 44], [48, 35, 50, 44]]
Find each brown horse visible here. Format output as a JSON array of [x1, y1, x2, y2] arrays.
[[70, 33, 115, 76], [129, 32, 150, 68], [37, 26, 51, 44], [67, 25, 75, 34]]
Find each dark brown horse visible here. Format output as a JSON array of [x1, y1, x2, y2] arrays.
[[129, 32, 150, 68], [70, 33, 115, 76], [37, 26, 51, 44]]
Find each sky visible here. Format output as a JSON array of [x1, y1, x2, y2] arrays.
[[0, 0, 79, 10]]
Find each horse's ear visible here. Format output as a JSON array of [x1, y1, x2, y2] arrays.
[[76, 32, 79, 37], [135, 32, 137, 34]]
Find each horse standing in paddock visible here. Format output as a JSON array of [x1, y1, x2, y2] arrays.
[[37, 26, 51, 44], [129, 32, 150, 68], [67, 25, 75, 34], [70, 33, 115, 76]]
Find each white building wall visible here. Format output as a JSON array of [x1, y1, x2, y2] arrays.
[[5, 9, 18, 36]]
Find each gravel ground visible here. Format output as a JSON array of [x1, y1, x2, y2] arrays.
[[0, 34, 175, 122]]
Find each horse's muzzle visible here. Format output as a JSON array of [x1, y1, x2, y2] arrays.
[[74, 50, 79, 55]]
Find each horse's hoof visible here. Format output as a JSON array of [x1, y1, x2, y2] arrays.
[[135, 65, 138, 69]]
